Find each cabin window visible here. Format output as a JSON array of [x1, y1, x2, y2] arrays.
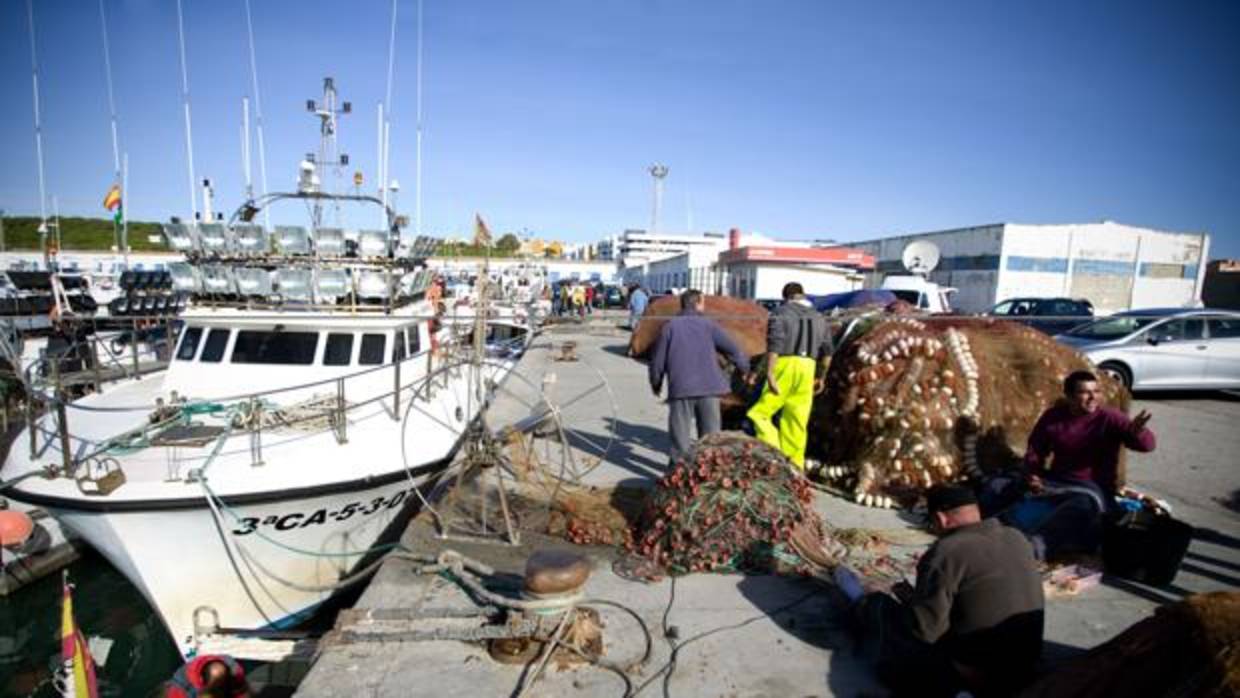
[[324, 333, 354, 366], [176, 327, 203, 361], [230, 330, 319, 365], [359, 333, 387, 365], [393, 330, 407, 362], [407, 325, 421, 354], [199, 329, 231, 363]]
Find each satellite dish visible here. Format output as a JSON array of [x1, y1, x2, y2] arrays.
[[901, 240, 940, 275]]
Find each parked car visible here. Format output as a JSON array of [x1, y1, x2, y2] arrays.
[[1054, 308, 1240, 390], [986, 297, 1094, 335], [602, 285, 625, 308]]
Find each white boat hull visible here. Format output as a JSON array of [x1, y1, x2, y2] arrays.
[[46, 467, 436, 655]]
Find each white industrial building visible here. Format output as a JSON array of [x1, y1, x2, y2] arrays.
[[849, 221, 1210, 314]]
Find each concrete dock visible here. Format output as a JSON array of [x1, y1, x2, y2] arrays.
[[294, 315, 1240, 697]]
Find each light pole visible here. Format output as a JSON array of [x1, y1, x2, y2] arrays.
[[649, 163, 668, 237], [0, 209, 5, 252]]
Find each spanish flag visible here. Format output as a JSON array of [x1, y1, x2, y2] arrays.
[[102, 184, 122, 211], [473, 213, 492, 247], [60, 573, 100, 698]]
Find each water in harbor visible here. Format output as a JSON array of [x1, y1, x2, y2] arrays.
[[0, 547, 182, 698], [2, 542, 362, 697]]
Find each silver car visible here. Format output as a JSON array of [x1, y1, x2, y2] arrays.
[[1054, 308, 1240, 391]]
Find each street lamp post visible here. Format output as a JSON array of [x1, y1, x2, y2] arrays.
[[649, 163, 668, 238]]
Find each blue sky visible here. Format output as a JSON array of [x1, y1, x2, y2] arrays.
[[2, 0, 1238, 258]]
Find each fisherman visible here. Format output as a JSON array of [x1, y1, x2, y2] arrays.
[[989, 369, 1156, 559], [165, 654, 251, 698], [648, 290, 750, 465], [746, 282, 833, 470], [572, 284, 587, 317], [840, 485, 1045, 697], [628, 283, 649, 330]]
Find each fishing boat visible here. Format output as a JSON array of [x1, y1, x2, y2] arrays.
[[0, 80, 525, 657]]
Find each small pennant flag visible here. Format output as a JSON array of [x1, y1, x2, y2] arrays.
[[473, 214, 493, 247], [61, 574, 100, 698]]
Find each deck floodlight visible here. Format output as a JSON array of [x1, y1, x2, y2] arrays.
[[358, 230, 389, 258], [201, 266, 237, 295], [276, 226, 312, 255], [199, 223, 232, 253], [234, 267, 274, 296], [276, 268, 313, 302], [233, 224, 269, 254], [357, 270, 391, 299], [314, 268, 349, 302], [314, 227, 345, 256], [162, 223, 200, 252], [168, 262, 200, 294]]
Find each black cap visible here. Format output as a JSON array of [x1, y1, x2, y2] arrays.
[[925, 484, 977, 514]]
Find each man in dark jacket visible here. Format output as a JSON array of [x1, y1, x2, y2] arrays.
[[649, 290, 750, 464], [747, 282, 834, 469], [846, 485, 1045, 697]]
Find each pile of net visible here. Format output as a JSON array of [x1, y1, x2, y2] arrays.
[[1018, 591, 1240, 697], [628, 295, 768, 359], [815, 316, 1129, 507], [627, 294, 767, 418], [624, 433, 827, 577]]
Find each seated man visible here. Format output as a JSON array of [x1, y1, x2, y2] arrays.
[[843, 485, 1045, 697], [1009, 369, 1156, 557]]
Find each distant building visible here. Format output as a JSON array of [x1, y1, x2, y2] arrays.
[[717, 245, 875, 300], [848, 221, 1210, 314]]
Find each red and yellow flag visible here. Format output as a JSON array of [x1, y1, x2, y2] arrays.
[[102, 185, 122, 212], [61, 575, 100, 698]]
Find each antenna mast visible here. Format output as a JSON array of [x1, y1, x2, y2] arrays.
[[305, 78, 351, 228]]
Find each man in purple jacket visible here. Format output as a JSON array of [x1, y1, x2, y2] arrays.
[[1008, 369, 1156, 557], [1024, 369, 1155, 498], [649, 290, 750, 465]]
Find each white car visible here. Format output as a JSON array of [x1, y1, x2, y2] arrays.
[[1055, 308, 1240, 391]]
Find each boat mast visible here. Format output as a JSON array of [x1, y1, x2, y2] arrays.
[[98, 0, 121, 177], [416, 0, 424, 237], [243, 0, 271, 229], [174, 0, 199, 218], [99, 0, 126, 260], [382, 0, 398, 227], [25, 0, 49, 268]]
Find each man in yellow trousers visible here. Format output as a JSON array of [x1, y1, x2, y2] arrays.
[[747, 282, 834, 470]]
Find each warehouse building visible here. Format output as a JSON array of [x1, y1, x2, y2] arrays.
[[848, 221, 1210, 314]]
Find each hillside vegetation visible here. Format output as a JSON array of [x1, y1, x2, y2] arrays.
[[0, 216, 168, 252]]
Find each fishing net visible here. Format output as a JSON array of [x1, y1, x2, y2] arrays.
[[814, 316, 1129, 506], [1018, 591, 1240, 698], [625, 433, 827, 577]]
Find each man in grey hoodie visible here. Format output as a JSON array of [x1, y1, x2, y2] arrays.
[[648, 290, 750, 465]]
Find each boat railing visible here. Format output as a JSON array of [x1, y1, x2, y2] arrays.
[[21, 324, 513, 483]]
